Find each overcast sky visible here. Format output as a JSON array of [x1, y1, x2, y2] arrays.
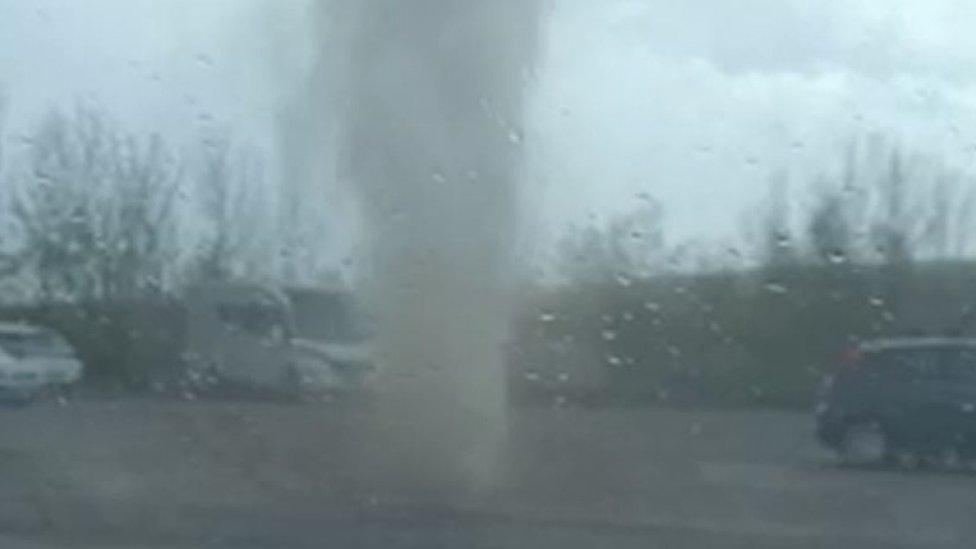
[[2, 0, 976, 261]]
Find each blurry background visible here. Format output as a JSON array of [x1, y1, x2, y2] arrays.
[[1, 0, 976, 405]]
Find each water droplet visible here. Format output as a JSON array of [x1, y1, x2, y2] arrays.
[[615, 273, 633, 287], [869, 296, 885, 307], [775, 233, 791, 248], [643, 301, 661, 312], [601, 329, 617, 341], [636, 191, 653, 202], [557, 372, 570, 383], [828, 250, 847, 265], [195, 53, 214, 67], [606, 355, 622, 367], [507, 128, 524, 145], [525, 371, 541, 382], [621, 311, 634, 322], [431, 171, 447, 184], [764, 282, 788, 294], [744, 155, 760, 166], [630, 230, 644, 240], [539, 312, 557, 323]]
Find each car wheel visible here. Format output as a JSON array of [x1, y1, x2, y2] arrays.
[[282, 364, 308, 402], [839, 420, 888, 467]]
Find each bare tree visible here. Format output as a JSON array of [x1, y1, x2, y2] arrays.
[[607, 199, 666, 278], [555, 223, 612, 285], [954, 182, 976, 257], [0, 91, 17, 279], [8, 105, 181, 301], [918, 173, 953, 259], [191, 131, 274, 283], [759, 170, 796, 268], [807, 185, 851, 266], [870, 147, 913, 265]]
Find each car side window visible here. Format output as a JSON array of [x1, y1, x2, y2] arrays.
[[0, 334, 28, 359], [882, 349, 942, 382], [942, 349, 976, 383]]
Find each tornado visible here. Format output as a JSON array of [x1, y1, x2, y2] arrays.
[[299, 1, 541, 497]]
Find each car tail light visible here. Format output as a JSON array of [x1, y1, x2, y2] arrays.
[[838, 346, 863, 371]]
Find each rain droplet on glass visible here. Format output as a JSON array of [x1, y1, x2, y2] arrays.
[[764, 282, 788, 294]]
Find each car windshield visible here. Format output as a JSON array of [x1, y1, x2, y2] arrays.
[[0, 330, 73, 360], [287, 290, 374, 344], [4, 1, 976, 548]]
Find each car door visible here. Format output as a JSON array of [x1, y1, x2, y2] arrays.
[[872, 348, 949, 451], [936, 347, 976, 455]]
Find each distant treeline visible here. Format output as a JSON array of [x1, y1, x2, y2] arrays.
[[512, 136, 976, 408], [510, 260, 976, 408]]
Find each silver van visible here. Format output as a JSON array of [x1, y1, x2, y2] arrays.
[[182, 284, 373, 397]]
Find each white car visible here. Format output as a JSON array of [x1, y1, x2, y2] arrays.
[[0, 323, 82, 404], [289, 338, 375, 394]]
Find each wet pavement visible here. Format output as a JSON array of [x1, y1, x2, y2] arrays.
[[2, 398, 975, 547]]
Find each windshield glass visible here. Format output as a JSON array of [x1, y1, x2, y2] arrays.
[[286, 289, 374, 344], [3, 1, 976, 548], [0, 330, 73, 360]]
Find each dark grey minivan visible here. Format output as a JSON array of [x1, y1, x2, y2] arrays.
[[816, 337, 976, 467]]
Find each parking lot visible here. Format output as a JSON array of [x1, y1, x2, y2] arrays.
[[3, 398, 976, 547]]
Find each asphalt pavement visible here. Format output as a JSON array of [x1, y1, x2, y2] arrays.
[[1, 397, 975, 547]]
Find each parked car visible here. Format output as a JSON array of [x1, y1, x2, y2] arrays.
[[182, 284, 373, 398], [816, 337, 976, 467], [0, 322, 82, 405], [283, 287, 375, 395]]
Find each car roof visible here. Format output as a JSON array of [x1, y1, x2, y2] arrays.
[[859, 337, 976, 352], [0, 321, 46, 334]]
